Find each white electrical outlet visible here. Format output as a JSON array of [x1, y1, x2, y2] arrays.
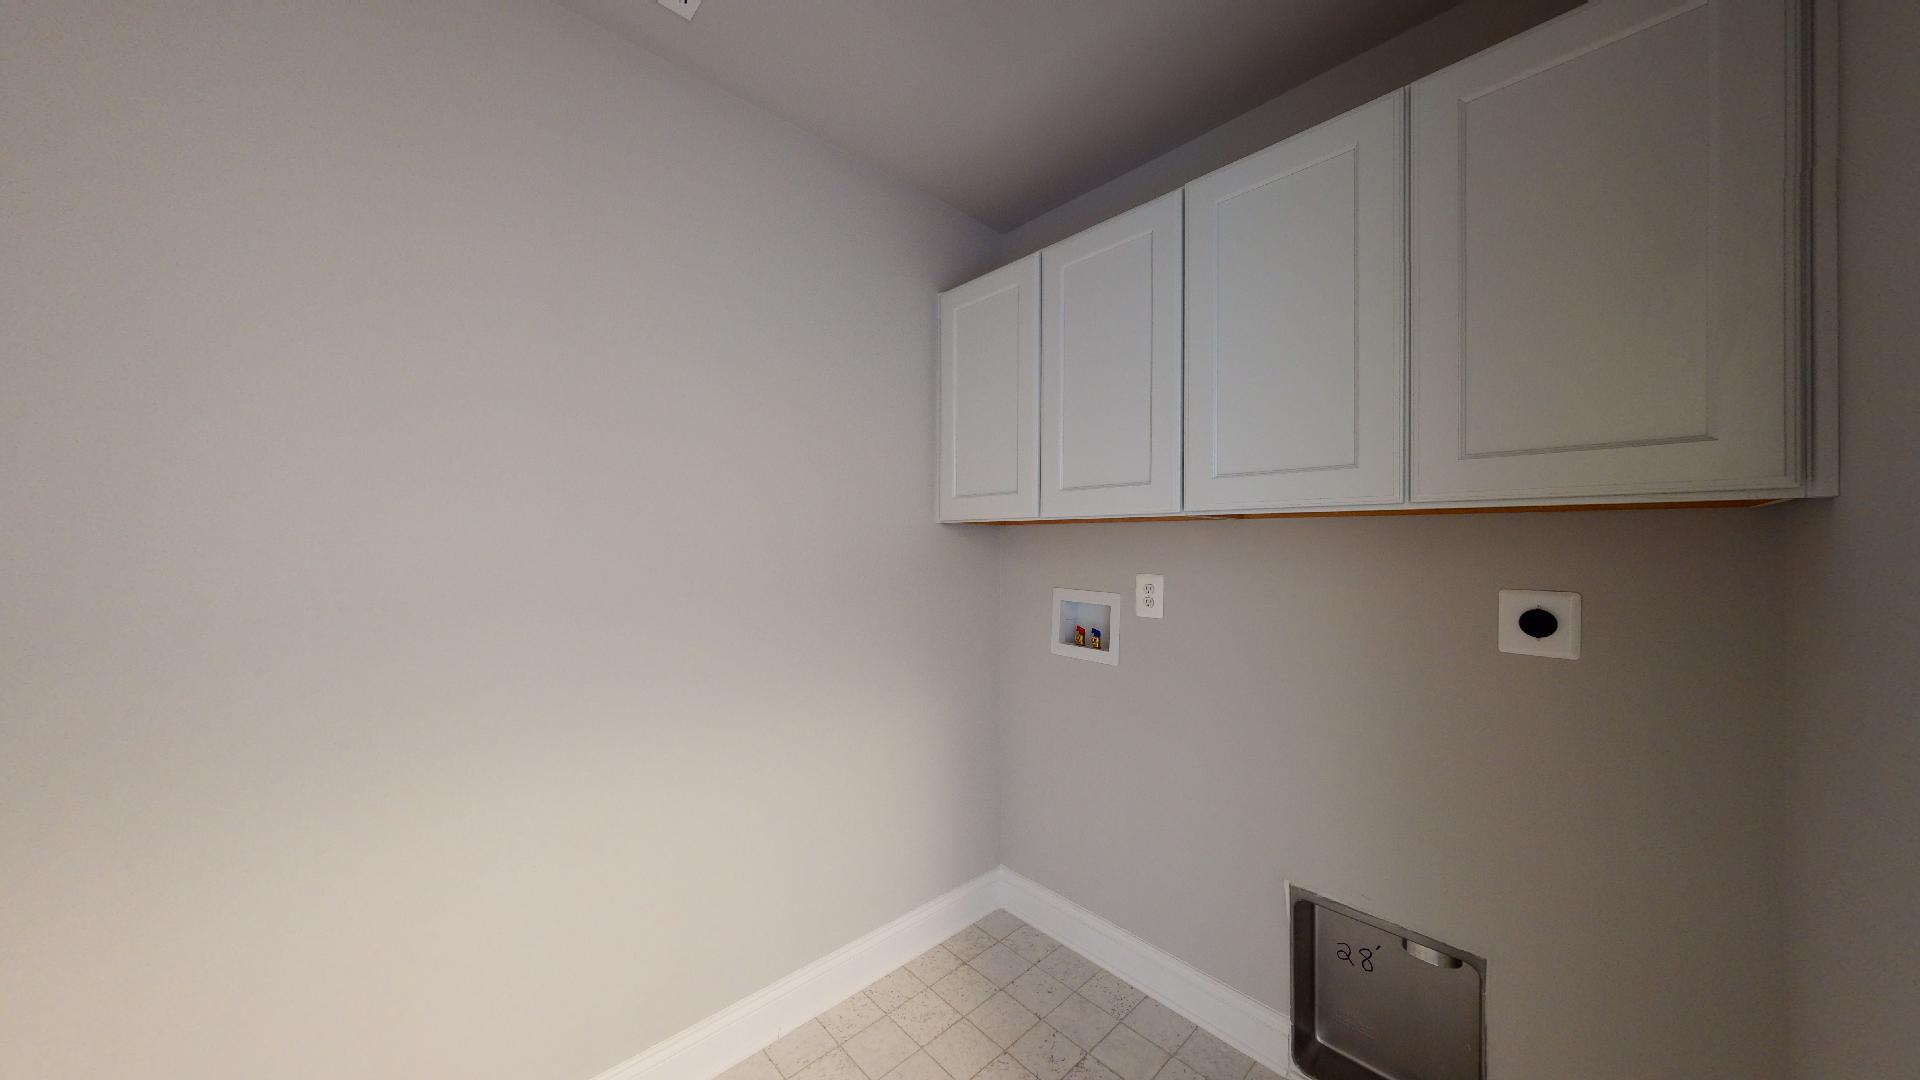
[[1135, 574, 1164, 619], [1498, 590, 1581, 659], [657, 0, 701, 20]]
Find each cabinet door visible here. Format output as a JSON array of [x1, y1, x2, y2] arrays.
[[1040, 191, 1183, 518], [1184, 92, 1407, 512], [1410, 0, 1801, 501], [938, 256, 1040, 521]]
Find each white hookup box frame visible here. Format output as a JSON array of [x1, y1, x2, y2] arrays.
[[1051, 588, 1120, 665]]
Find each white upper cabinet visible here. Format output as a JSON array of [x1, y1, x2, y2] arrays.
[[1184, 92, 1407, 511], [934, 0, 1819, 522], [1410, 0, 1802, 502], [1040, 191, 1184, 518], [939, 255, 1040, 521]]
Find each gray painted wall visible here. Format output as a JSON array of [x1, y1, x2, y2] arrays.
[[5, 2, 1913, 1079], [992, 2, 1897, 1078], [1782, 2, 1920, 1077], [0, 3, 999, 1078], [995, 3, 1920, 1079], [994, 512, 1792, 1079]]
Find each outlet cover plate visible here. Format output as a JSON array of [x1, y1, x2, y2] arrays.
[[1136, 574, 1165, 618], [658, 0, 701, 20], [1498, 590, 1580, 659]]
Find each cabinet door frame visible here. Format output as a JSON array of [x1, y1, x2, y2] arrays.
[[1184, 91, 1408, 512], [938, 255, 1041, 522], [1409, 0, 1804, 502], [1040, 191, 1184, 519]]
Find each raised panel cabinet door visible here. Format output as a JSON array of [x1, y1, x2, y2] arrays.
[[938, 255, 1041, 521], [1040, 191, 1183, 518], [1184, 92, 1407, 512], [1410, 0, 1802, 501]]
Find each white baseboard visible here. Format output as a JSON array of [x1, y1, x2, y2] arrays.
[[590, 867, 1295, 1080], [995, 869, 1294, 1076], [589, 868, 1005, 1080]]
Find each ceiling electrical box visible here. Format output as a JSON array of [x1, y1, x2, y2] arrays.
[[657, 0, 701, 20]]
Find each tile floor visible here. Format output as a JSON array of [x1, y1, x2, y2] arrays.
[[719, 911, 1283, 1080]]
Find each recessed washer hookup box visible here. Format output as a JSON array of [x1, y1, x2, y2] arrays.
[[1290, 887, 1486, 1080]]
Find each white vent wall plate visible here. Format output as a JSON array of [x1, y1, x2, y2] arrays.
[[1498, 590, 1580, 659], [657, 0, 701, 20]]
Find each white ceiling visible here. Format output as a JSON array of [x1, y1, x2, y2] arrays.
[[565, 0, 1464, 230]]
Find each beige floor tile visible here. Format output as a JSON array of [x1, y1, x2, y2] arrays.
[[943, 926, 998, 962], [978, 1053, 1040, 1080], [969, 991, 1041, 1049], [1005, 968, 1072, 1018], [820, 992, 886, 1042], [739, 916, 1273, 1080], [793, 1048, 867, 1080], [969, 944, 1032, 988], [720, 1052, 784, 1080], [883, 1051, 958, 1080], [1001, 926, 1060, 964], [906, 945, 966, 986], [1090, 1025, 1168, 1080], [1077, 972, 1145, 1019], [893, 990, 964, 1047], [1064, 1058, 1124, 1080], [1173, 1031, 1253, 1080], [1036, 948, 1100, 991], [1119, 999, 1194, 1054], [868, 969, 930, 1013], [976, 911, 1028, 941], [1154, 1059, 1205, 1080], [931, 964, 999, 1014], [770, 1021, 840, 1077], [927, 1020, 1003, 1080], [846, 1018, 920, 1079], [1045, 995, 1119, 1051], [1008, 1022, 1086, 1080]]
